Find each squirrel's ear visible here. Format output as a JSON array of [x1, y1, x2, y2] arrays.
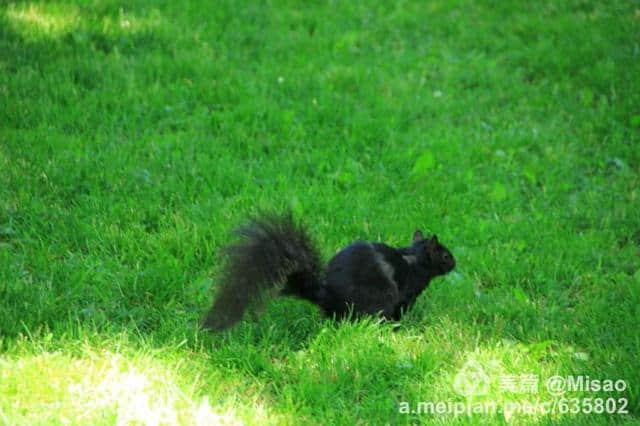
[[426, 235, 439, 255], [413, 230, 424, 243]]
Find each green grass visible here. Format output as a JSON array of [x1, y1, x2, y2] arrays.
[[1, 0, 639, 424]]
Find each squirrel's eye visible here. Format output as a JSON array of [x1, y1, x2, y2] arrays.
[[443, 252, 450, 261]]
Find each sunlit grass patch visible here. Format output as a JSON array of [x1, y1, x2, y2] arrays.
[[4, 1, 166, 49], [6, 3, 81, 40], [0, 332, 297, 425]]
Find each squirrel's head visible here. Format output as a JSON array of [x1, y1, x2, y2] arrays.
[[411, 230, 456, 274]]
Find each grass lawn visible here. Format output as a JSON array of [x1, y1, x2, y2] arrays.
[[1, 0, 639, 424]]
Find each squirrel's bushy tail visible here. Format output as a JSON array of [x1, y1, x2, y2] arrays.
[[201, 213, 324, 331]]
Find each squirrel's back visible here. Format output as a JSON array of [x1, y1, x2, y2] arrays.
[[319, 242, 404, 318]]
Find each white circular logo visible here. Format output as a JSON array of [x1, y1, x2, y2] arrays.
[[453, 360, 490, 396]]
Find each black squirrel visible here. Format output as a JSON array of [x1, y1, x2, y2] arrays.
[[201, 213, 455, 331]]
